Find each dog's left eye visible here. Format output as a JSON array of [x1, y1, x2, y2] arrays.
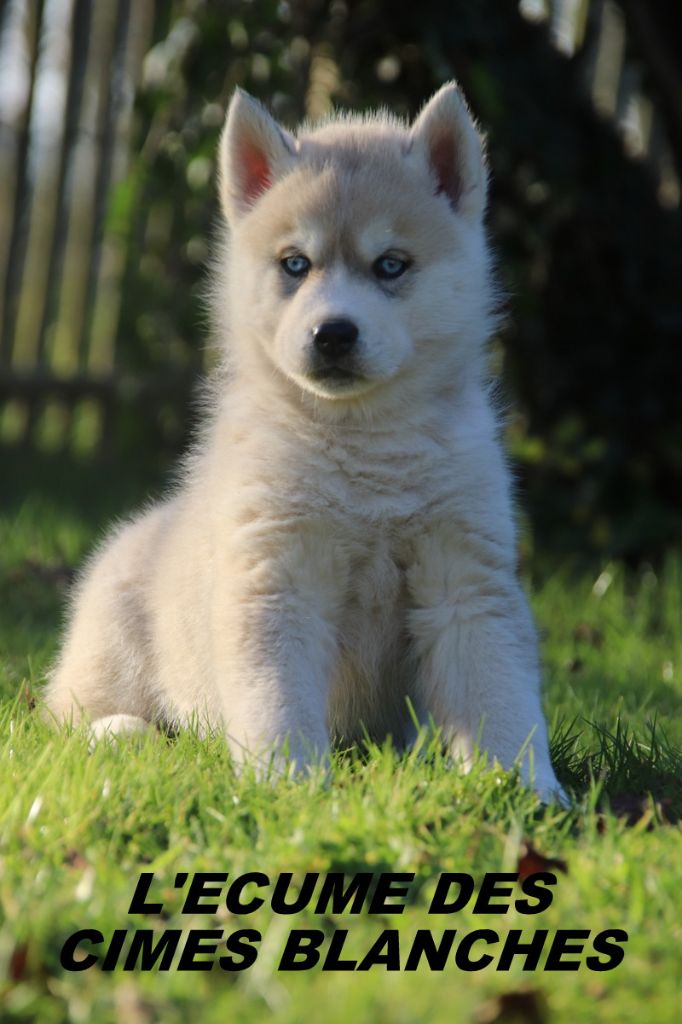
[[280, 254, 311, 278], [373, 255, 409, 280]]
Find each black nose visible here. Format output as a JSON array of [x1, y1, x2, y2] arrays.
[[312, 319, 359, 362]]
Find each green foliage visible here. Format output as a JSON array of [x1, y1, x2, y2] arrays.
[[1, 459, 682, 1020], [107, 0, 682, 560], [1, 705, 682, 1021]]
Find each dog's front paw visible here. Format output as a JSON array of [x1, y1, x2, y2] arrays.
[[88, 714, 152, 750], [225, 729, 330, 784], [534, 773, 570, 807]]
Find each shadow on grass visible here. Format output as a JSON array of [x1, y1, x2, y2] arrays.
[[0, 448, 171, 526], [553, 717, 682, 824], [0, 449, 172, 695]]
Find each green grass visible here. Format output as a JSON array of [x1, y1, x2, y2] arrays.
[[1, 455, 681, 1023]]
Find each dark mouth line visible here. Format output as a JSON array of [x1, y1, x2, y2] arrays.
[[312, 367, 361, 382]]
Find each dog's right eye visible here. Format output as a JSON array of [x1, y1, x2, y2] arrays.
[[280, 254, 311, 278], [373, 254, 410, 281]]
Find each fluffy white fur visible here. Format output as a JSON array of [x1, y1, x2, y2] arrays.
[[45, 83, 562, 799]]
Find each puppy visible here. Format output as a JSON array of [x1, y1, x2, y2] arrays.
[[46, 83, 562, 800]]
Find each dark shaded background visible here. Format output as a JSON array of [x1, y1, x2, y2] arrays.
[[1, 0, 681, 563]]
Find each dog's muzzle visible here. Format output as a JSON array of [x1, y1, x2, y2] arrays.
[[310, 319, 361, 382]]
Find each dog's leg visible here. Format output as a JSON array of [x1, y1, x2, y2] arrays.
[[44, 510, 166, 728], [88, 714, 152, 746], [213, 528, 344, 777], [407, 530, 563, 802]]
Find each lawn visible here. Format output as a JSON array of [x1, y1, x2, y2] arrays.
[[1, 453, 681, 1023]]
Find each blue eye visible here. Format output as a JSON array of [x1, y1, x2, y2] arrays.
[[373, 254, 409, 280], [281, 253, 311, 277]]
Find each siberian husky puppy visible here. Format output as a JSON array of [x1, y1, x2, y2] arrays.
[[46, 82, 562, 800]]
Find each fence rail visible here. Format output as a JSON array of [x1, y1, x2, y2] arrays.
[[0, 0, 155, 455]]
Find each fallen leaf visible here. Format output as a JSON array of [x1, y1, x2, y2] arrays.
[[517, 841, 568, 879], [475, 988, 548, 1024], [8, 942, 29, 982], [64, 849, 89, 870]]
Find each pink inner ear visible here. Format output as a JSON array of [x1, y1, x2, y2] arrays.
[[429, 129, 461, 208], [240, 140, 272, 205]]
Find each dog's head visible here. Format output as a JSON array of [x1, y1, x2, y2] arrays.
[[216, 84, 495, 411]]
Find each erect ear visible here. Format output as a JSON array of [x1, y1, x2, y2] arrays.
[[218, 89, 297, 223], [409, 82, 487, 222]]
